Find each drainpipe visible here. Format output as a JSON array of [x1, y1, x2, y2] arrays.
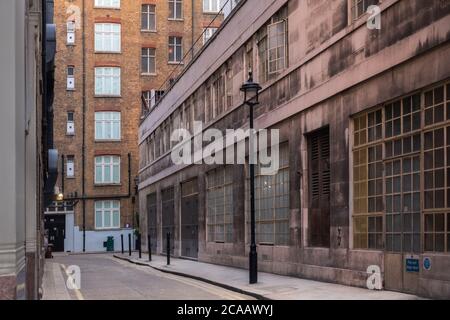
[[82, 0, 86, 252], [128, 153, 132, 196], [61, 154, 64, 194]]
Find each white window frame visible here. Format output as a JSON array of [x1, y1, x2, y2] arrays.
[[168, 0, 183, 20], [168, 36, 183, 63], [95, 200, 120, 230], [66, 156, 75, 178], [95, 112, 121, 141], [141, 4, 156, 31], [67, 111, 75, 135], [95, 23, 121, 53], [141, 48, 156, 75], [202, 27, 217, 44], [67, 21, 76, 45], [95, 67, 121, 96], [67, 66, 75, 90], [94, 0, 120, 9], [203, 0, 221, 13], [95, 155, 120, 185]]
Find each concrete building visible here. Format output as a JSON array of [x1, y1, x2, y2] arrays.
[[50, 0, 224, 253], [0, 0, 55, 300], [138, 0, 450, 299]]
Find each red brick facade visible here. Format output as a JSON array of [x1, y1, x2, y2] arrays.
[[52, 0, 223, 252]]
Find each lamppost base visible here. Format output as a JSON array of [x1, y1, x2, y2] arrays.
[[249, 248, 258, 284]]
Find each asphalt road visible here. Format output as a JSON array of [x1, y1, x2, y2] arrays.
[[50, 254, 254, 300]]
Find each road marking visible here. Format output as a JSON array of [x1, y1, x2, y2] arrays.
[[60, 263, 85, 301]]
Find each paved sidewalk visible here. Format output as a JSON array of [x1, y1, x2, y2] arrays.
[[42, 261, 71, 300], [114, 253, 422, 300]]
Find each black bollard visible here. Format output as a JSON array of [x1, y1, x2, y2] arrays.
[[148, 234, 152, 262], [121, 234, 124, 254], [166, 232, 170, 265], [138, 233, 142, 259], [128, 233, 132, 256]]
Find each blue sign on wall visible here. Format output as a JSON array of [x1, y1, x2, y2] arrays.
[[406, 258, 420, 273], [423, 257, 432, 271]]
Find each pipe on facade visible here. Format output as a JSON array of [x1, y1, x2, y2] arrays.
[[82, 0, 86, 252], [61, 154, 64, 194]]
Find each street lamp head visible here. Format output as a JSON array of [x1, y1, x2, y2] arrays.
[[240, 71, 262, 105], [56, 193, 64, 201]]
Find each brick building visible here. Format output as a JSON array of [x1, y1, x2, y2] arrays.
[[139, 0, 450, 298], [49, 0, 224, 253]]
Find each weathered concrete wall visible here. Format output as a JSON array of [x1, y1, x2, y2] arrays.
[[139, 0, 450, 298]]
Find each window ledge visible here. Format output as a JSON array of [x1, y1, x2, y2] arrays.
[[168, 61, 183, 65], [66, 133, 75, 136], [66, 88, 76, 91], [94, 228, 121, 231], [93, 7, 121, 10], [141, 30, 157, 33], [258, 243, 275, 247], [95, 51, 122, 54], [350, 12, 370, 26], [66, 177, 76, 180], [168, 18, 184, 22], [95, 139, 122, 143], [94, 183, 122, 187], [141, 73, 157, 77], [95, 95, 122, 98]]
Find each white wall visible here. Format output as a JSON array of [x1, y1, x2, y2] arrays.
[[73, 227, 135, 253]]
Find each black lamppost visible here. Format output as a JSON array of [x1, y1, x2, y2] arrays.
[[240, 71, 262, 284]]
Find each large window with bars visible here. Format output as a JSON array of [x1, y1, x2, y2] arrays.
[[352, 82, 450, 253], [207, 166, 233, 243], [248, 144, 290, 246], [352, 123, 384, 250]]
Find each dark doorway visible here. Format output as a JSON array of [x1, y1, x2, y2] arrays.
[[181, 180, 199, 259], [308, 127, 331, 247], [45, 214, 65, 252], [147, 193, 157, 253], [162, 187, 175, 254]]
